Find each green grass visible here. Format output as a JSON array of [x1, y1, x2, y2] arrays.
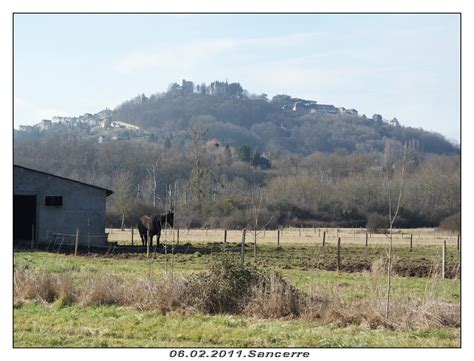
[[14, 250, 460, 304], [14, 250, 209, 280], [14, 302, 460, 347], [16, 241, 460, 278], [13, 249, 461, 348], [280, 269, 459, 304]]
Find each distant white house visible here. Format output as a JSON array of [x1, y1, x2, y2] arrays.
[[38, 119, 52, 131], [111, 121, 140, 130], [19, 125, 35, 132]]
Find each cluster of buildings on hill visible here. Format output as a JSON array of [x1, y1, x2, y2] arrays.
[[271, 94, 399, 126], [168, 79, 245, 98], [17, 79, 401, 140], [171, 79, 401, 125], [18, 109, 147, 141], [272, 94, 359, 116]]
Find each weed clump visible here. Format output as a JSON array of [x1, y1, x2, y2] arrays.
[[14, 266, 76, 304], [80, 274, 126, 306], [184, 255, 260, 314], [183, 254, 304, 317]]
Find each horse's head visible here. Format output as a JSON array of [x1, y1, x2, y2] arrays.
[[156, 211, 174, 228]]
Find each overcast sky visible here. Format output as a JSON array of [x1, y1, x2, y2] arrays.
[[14, 13, 460, 142]]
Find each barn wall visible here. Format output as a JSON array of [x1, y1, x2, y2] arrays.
[[14, 166, 108, 246]]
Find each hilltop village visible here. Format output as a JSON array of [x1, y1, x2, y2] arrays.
[[17, 79, 401, 143]]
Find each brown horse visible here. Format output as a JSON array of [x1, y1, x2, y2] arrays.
[[137, 211, 174, 247]]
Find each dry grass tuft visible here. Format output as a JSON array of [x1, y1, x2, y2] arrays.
[[14, 267, 77, 304], [125, 276, 188, 314], [243, 271, 303, 318], [80, 274, 126, 306]]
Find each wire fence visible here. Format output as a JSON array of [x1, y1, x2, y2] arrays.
[[106, 226, 461, 249]]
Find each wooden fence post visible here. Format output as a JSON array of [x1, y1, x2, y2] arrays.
[[131, 227, 134, 246], [322, 231, 326, 247], [74, 227, 79, 256], [253, 229, 257, 264], [277, 229, 280, 246], [365, 232, 368, 247], [442, 240, 446, 279], [30, 224, 35, 249], [147, 230, 150, 259], [224, 229, 227, 244], [409, 234, 413, 252], [337, 237, 341, 271], [241, 229, 246, 264]]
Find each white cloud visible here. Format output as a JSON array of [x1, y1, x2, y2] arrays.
[[114, 38, 236, 75], [113, 31, 327, 75]]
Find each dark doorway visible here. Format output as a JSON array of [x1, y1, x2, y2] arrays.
[[13, 195, 36, 244]]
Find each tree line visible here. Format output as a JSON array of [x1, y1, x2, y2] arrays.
[[14, 131, 460, 231]]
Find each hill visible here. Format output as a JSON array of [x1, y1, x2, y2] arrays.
[[14, 80, 460, 230], [16, 79, 458, 157]]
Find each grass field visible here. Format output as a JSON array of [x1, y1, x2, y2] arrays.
[[13, 237, 461, 348], [107, 227, 460, 247]]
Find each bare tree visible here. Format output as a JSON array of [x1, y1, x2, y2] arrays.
[[147, 155, 162, 211], [384, 142, 407, 318], [243, 146, 275, 264], [187, 119, 209, 202], [111, 170, 136, 230], [248, 179, 273, 264]]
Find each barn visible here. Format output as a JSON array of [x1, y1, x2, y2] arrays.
[[13, 164, 113, 247]]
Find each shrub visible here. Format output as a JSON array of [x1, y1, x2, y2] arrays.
[[366, 212, 388, 233], [243, 271, 303, 318], [439, 212, 460, 233], [183, 255, 258, 314], [182, 255, 304, 317]]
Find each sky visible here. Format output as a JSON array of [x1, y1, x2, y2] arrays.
[[13, 13, 460, 142]]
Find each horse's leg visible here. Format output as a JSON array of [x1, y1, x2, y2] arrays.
[[157, 231, 161, 248]]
